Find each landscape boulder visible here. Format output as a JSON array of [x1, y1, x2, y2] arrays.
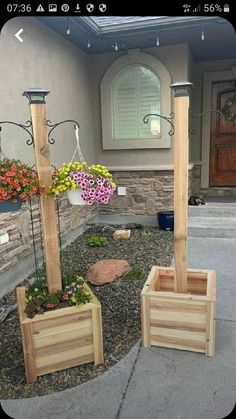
[[86, 259, 131, 285]]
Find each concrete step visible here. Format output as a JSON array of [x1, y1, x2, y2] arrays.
[[188, 216, 236, 238], [188, 203, 236, 218]]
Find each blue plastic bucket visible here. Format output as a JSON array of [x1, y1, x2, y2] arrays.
[[157, 211, 174, 231]]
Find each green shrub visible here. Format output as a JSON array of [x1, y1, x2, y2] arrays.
[[87, 235, 108, 247], [124, 269, 145, 281], [141, 231, 151, 238]]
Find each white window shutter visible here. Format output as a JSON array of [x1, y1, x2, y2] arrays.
[[138, 67, 161, 138], [112, 66, 160, 140]]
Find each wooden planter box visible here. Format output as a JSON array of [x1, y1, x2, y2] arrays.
[[141, 267, 216, 356], [17, 284, 104, 383]]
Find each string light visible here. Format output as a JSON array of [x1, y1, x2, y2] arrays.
[[112, 41, 119, 51], [156, 35, 160, 46], [201, 25, 205, 41], [87, 39, 91, 48], [66, 18, 71, 35]]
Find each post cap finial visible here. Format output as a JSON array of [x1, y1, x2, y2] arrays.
[[23, 88, 50, 104], [170, 81, 193, 97]]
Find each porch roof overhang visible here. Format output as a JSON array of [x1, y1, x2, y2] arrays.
[[37, 16, 235, 62]]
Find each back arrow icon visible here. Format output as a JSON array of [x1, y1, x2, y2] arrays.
[[15, 29, 24, 42]]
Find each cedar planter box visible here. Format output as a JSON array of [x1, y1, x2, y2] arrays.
[[141, 266, 216, 356], [17, 284, 104, 383]]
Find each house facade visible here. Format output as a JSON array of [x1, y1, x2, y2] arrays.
[[0, 15, 235, 290]]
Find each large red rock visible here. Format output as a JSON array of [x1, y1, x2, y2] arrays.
[[86, 259, 131, 285]]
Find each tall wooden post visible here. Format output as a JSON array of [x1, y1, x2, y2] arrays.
[[170, 82, 193, 294], [23, 89, 62, 293]]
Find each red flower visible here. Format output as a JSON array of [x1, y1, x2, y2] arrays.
[[61, 294, 69, 302], [0, 158, 40, 203], [46, 303, 56, 310], [19, 193, 27, 200]]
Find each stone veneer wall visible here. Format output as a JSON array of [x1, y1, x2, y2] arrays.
[[0, 196, 97, 276], [99, 171, 174, 216], [99, 169, 196, 216]]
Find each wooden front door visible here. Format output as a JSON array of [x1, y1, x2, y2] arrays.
[[210, 80, 236, 186]]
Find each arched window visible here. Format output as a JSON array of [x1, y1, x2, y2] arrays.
[[112, 65, 161, 139], [100, 50, 171, 149]]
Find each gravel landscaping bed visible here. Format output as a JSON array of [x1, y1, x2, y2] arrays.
[[0, 225, 173, 399]]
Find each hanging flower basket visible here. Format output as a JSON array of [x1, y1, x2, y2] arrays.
[[0, 198, 22, 213], [48, 162, 116, 205], [67, 189, 86, 205], [0, 158, 40, 212]]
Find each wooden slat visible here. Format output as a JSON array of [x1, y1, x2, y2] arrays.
[[30, 103, 61, 293], [16, 287, 27, 322], [33, 323, 92, 347], [141, 295, 151, 347], [150, 300, 207, 313], [159, 282, 207, 296], [21, 322, 37, 383], [174, 95, 189, 293], [206, 301, 216, 356], [141, 266, 158, 295], [37, 354, 94, 376], [158, 268, 208, 295], [159, 269, 210, 278], [151, 334, 206, 352], [35, 335, 93, 357], [206, 271, 217, 300], [150, 296, 207, 306], [36, 344, 93, 370], [150, 319, 206, 332], [146, 290, 209, 301], [92, 307, 104, 365], [151, 326, 206, 344], [150, 308, 206, 325], [32, 312, 92, 333], [23, 304, 94, 324]]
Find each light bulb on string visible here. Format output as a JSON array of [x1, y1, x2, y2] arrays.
[[201, 25, 205, 41], [112, 41, 119, 51], [66, 17, 71, 35]]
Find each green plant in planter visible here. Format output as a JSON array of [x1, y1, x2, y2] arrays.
[[25, 276, 91, 318], [87, 235, 108, 247]]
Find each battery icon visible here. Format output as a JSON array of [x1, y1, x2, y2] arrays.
[[223, 4, 230, 12]]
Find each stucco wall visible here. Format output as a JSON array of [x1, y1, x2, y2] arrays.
[[0, 17, 95, 166], [88, 44, 190, 169]]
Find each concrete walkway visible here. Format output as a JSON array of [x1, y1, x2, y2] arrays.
[[2, 237, 236, 419]]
